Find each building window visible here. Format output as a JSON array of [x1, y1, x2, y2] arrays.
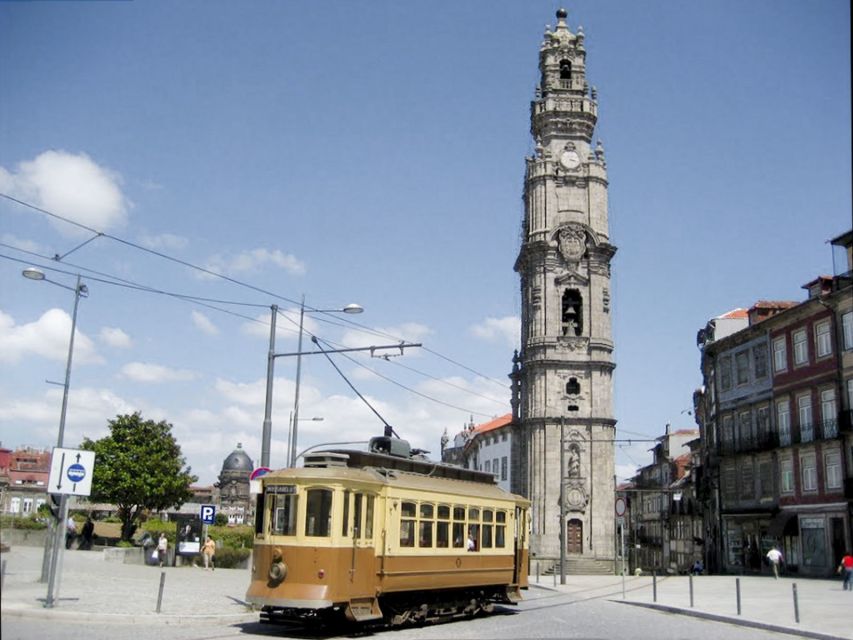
[[773, 337, 787, 373], [821, 388, 837, 438], [753, 344, 768, 379], [735, 351, 750, 385], [793, 329, 808, 366], [780, 458, 794, 494], [776, 399, 791, 446], [739, 459, 754, 499], [815, 320, 832, 358], [722, 464, 737, 502], [758, 461, 773, 498], [566, 377, 580, 395], [798, 393, 814, 442], [22, 498, 33, 514], [721, 414, 734, 451], [737, 411, 753, 449], [501, 456, 508, 481], [756, 405, 769, 442], [800, 453, 817, 492], [842, 311, 853, 350], [484, 460, 491, 473], [824, 451, 842, 490], [559, 59, 572, 80], [720, 356, 732, 391]]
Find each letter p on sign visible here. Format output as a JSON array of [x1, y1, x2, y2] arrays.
[[200, 504, 216, 525]]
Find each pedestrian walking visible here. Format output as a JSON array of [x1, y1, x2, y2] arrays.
[[157, 532, 168, 568], [838, 551, 853, 591], [766, 545, 783, 579], [65, 515, 78, 549], [202, 535, 216, 571]]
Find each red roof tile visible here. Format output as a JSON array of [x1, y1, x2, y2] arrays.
[[471, 413, 513, 435]]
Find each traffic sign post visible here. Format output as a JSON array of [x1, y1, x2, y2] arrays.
[[45, 447, 96, 608], [200, 504, 216, 525]]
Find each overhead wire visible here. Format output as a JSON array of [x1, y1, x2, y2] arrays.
[[2, 192, 518, 400]]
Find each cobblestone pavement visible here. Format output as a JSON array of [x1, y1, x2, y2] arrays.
[[2, 546, 850, 638]]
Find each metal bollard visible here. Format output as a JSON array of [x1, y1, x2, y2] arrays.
[[156, 571, 166, 613], [792, 583, 800, 624], [736, 578, 741, 616], [1, 559, 6, 592], [536, 563, 540, 583], [689, 574, 694, 608], [553, 568, 556, 587], [652, 571, 657, 603]]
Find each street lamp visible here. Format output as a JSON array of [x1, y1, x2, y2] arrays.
[[22, 268, 88, 608], [259, 298, 363, 469], [291, 297, 363, 467]]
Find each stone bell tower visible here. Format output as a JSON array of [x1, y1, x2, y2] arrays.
[[513, 9, 617, 573]]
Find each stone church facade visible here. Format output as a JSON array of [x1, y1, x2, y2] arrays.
[[513, 9, 617, 573]]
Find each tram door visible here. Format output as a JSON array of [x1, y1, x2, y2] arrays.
[[348, 493, 375, 594], [566, 519, 583, 554], [513, 507, 526, 583]]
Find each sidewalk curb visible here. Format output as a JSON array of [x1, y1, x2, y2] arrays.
[[1, 604, 259, 626], [617, 600, 846, 640]]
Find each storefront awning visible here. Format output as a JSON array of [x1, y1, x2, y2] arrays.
[[767, 512, 798, 538]]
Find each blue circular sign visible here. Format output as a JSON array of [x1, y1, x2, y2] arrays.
[[67, 463, 86, 483]]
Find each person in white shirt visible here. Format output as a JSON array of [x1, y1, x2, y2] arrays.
[[65, 515, 77, 549], [766, 546, 783, 579]]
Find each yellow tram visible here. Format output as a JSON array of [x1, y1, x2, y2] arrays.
[[246, 436, 529, 626]]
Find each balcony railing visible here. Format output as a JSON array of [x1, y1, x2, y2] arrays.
[[717, 420, 840, 457]]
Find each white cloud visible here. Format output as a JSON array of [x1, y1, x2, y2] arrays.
[[204, 248, 305, 278], [120, 362, 198, 383], [0, 150, 128, 235], [139, 232, 188, 251], [470, 316, 520, 348], [191, 311, 219, 336], [1, 233, 46, 254], [0, 309, 102, 364], [99, 327, 132, 348]]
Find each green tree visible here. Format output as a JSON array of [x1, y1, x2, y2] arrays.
[[80, 412, 197, 541]]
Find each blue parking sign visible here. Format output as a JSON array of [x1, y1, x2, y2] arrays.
[[200, 504, 216, 524]]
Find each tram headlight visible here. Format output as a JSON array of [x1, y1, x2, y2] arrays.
[[269, 560, 288, 584]]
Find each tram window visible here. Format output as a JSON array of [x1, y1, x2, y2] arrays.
[[437, 505, 450, 520], [481, 509, 494, 548], [418, 521, 433, 547], [469, 524, 480, 551], [305, 489, 332, 537], [420, 503, 434, 519], [436, 521, 449, 547], [353, 494, 363, 538], [365, 495, 375, 539], [255, 493, 265, 535], [272, 494, 298, 536], [452, 523, 465, 548], [496, 511, 507, 547], [401, 501, 416, 547], [453, 506, 465, 521], [342, 490, 351, 537], [468, 507, 480, 521]]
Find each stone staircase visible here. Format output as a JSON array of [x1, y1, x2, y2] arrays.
[[539, 556, 615, 576]]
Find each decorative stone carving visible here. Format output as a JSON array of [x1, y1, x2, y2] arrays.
[[558, 226, 586, 265]]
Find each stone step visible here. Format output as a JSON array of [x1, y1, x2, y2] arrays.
[[540, 557, 615, 576]]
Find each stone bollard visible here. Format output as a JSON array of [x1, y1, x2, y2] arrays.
[[736, 578, 741, 616], [792, 583, 800, 624], [689, 573, 694, 608]]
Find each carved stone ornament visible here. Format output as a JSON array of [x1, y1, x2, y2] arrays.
[[557, 336, 588, 352], [558, 226, 587, 264], [564, 480, 588, 511]]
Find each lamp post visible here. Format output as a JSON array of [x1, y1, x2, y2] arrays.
[[22, 268, 87, 607], [259, 298, 363, 469], [290, 297, 363, 467]]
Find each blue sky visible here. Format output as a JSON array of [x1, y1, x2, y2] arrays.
[[1, 1, 850, 485]]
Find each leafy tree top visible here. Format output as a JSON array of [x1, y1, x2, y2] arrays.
[[80, 412, 197, 514]]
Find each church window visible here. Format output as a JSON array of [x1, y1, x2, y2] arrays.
[[566, 377, 580, 395], [559, 59, 572, 80], [562, 289, 583, 336]]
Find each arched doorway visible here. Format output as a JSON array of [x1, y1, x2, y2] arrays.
[[567, 518, 583, 554]]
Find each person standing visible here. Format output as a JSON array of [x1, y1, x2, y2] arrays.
[[157, 532, 168, 568], [65, 515, 77, 550], [766, 545, 783, 579], [201, 536, 216, 571], [838, 551, 853, 591], [80, 517, 95, 550]]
